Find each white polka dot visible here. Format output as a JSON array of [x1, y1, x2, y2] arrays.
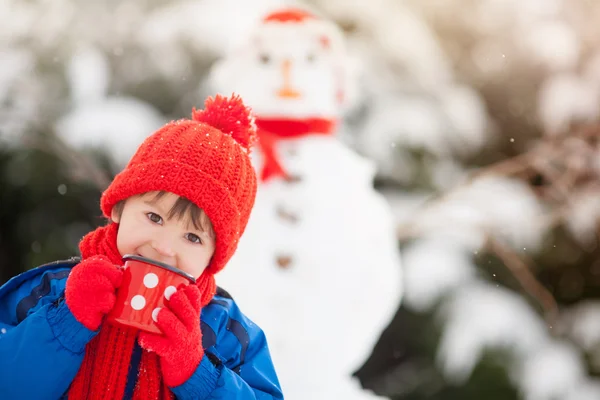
[[1, 328, 6, 334], [131, 295, 146, 310], [164, 286, 177, 300], [143, 273, 159, 289], [152, 308, 162, 322]]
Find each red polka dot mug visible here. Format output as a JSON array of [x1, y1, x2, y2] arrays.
[[106, 254, 196, 333]]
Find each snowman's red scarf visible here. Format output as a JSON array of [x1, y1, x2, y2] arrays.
[[68, 223, 216, 400], [255, 117, 336, 182]]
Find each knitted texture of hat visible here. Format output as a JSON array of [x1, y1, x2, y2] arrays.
[[100, 94, 257, 275]]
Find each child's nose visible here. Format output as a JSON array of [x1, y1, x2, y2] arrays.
[[151, 241, 176, 259]]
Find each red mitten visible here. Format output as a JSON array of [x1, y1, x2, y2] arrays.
[[65, 255, 123, 330], [138, 284, 204, 387]]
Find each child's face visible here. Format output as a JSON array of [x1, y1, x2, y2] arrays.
[[111, 192, 216, 279]]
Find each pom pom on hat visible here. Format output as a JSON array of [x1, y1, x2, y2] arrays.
[[192, 94, 256, 152], [101, 93, 258, 275]]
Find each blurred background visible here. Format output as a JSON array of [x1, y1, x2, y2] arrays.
[[2, 0, 600, 399]]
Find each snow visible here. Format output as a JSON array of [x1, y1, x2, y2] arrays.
[[564, 301, 600, 351], [55, 98, 166, 166], [356, 85, 490, 179], [315, 0, 454, 91], [359, 95, 450, 157], [564, 189, 600, 248], [379, 190, 431, 227], [519, 341, 585, 400], [0, 1, 74, 47], [478, 0, 563, 26], [372, 4, 453, 89], [516, 0, 563, 20], [398, 174, 568, 396], [537, 73, 600, 135], [429, 158, 470, 191], [470, 40, 510, 77], [409, 177, 546, 252], [402, 237, 476, 312], [522, 20, 580, 71], [437, 282, 548, 384], [54, 47, 166, 166], [138, 0, 286, 56], [583, 52, 600, 93], [65, 47, 110, 104], [564, 379, 600, 400], [0, 48, 41, 146], [0, 50, 33, 99], [437, 85, 490, 155]]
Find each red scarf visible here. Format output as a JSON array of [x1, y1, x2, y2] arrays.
[[255, 117, 336, 182], [68, 223, 216, 400]]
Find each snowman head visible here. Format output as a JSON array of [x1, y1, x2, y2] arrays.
[[210, 7, 352, 120]]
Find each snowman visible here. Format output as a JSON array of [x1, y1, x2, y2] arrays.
[[209, 8, 403, 400]]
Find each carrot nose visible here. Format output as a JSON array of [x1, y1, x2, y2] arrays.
[[277, 59, 301, 99]]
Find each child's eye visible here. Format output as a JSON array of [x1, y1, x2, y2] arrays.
[[185, 233, 202, 244], [146, 212, 163, 225]]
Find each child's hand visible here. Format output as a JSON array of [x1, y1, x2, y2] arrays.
[[65, 255, 123, 331], [138, 284, 204, 387]]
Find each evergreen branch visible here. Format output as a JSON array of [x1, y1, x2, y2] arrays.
[[485, 236, 559, 327]]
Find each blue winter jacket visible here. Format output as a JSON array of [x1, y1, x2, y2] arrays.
[[0, 259, 283, 400]]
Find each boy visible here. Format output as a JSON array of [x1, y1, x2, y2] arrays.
[[0, 94, 283, 399]]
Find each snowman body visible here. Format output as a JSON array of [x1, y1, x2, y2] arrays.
[[210, 8, 403, 399], [218, 134, 402, 399]]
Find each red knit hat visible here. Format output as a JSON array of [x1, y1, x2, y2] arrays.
[[100, 94, 257, 275]]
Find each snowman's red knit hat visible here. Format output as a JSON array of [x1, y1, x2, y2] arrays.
[[262, 7, 316, 23], [100, 94, 257, 275], [258, 7, 345, 54]]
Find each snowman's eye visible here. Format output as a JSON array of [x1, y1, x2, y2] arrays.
[[259, 53, 271, 64]]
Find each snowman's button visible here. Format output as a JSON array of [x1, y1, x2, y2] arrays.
[[152, 307, 162, 322], [131, 295, 146, 310], [276, 205, 299, 224], [276, 255, 293, 270], [164, 286, 177, 300], [284, 174, 302, 184], [143, 273, 159, 289]]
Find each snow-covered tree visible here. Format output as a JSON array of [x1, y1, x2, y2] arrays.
[[2, 1, 600, 399]]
